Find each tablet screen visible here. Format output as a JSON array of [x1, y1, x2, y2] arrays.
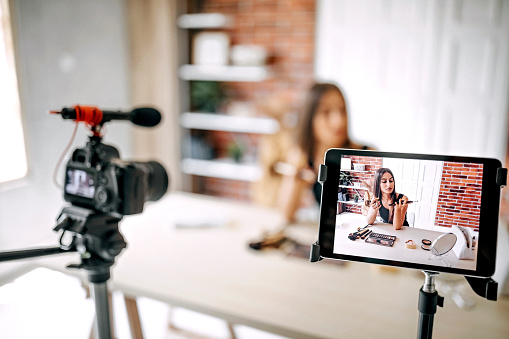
[[318, 149, 501, 277], [336, 154, 483, 270]]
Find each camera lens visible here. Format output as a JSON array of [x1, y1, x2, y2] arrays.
[[133, 161, 169, 202]]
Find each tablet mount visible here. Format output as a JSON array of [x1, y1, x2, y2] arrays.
[[311, 238, 500, 339], [417, 271, 498, 339], [310, 165, 507, 339], [0, 206, 126, 339]]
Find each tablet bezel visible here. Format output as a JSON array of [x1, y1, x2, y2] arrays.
[[317, 148, 502, 277]]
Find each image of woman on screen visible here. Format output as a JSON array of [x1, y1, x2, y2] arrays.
[[366, 168, 409, 230]]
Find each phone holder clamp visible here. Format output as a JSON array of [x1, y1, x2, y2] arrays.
[[465, 276, 498, 301], [310, 242, 322, 262], [496, 167, 507, 187], [318, 164, 328, 184]]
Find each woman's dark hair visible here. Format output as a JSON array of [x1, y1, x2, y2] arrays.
[[297, 82, 352, 163], [373, 168, 397, 222]]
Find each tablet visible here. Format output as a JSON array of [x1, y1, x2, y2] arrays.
[[315, 149, 503, 277]]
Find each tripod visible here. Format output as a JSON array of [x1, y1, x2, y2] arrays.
[[417, 271, 498, 339], [0, 206, 127, 339]]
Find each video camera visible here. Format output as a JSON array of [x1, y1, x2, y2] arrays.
[[54, 104, 169, 217], [64, 138, 168, 216]]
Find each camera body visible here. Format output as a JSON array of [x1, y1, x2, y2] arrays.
[[64, 136, 168, 217]]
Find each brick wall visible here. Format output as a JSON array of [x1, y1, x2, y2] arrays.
[[434, 162, 483, 229], [199, 0, 316, 100], [339, 155, 382, 214], [192, 0, 317, 201]]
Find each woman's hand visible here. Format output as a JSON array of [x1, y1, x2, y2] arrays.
[[394, 196, 408, 212], [369, 197, 381, 212], [393, 196, 409, 230], [366, 197, 380, 225], [285, 147, 316, 184]]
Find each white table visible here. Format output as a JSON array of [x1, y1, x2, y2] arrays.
[[14, 192, 509, 339]]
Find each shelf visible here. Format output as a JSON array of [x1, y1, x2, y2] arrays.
[[179, 65, 271, 82], [181, 112, 279, 134], [177, 13, 233, 29], [340, 169, 369, 173], [178, 13, 268, 193], [338, 185, 368, 190], [338, 200, 364, 206], [181, 158, 261, 182]]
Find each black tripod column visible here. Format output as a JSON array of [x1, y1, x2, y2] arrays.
[[417, 271, 444, 339]]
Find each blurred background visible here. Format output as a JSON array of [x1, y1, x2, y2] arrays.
[[1, 0, 509, 338]]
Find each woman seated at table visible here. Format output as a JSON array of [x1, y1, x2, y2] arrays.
[[366, 168, 409, 230]]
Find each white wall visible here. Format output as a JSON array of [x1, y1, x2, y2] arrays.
[[0, 0, 132, 259], [315, 0, 509, 160]]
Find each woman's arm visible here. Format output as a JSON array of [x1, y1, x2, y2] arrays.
[[277, 148, 315, 223], [278, 173, 311, 223], [366, 197, 380, 225], [393, 195, 409, 230]]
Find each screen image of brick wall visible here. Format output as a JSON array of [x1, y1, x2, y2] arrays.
[[339, 155, 382, 214], [434, 162, 483, 229]]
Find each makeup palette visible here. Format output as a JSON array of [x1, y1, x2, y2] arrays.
[[365, 232, 396, 247]]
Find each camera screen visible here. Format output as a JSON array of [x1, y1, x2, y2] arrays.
[[333, 154, 483, 272], [65, 168, 95, 199]]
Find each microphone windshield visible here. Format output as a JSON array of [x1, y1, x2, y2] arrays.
[[131, 107, 162, 127]]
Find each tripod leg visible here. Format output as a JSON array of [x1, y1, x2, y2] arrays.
[[91, 282, 112, 339]]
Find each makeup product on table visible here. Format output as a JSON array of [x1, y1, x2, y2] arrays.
[[365, 232, 396, 247], [405, 240, 416, 249], [348, 227, 371, 241], [361, 230, 372, 240], [421, 239, 431, 251]]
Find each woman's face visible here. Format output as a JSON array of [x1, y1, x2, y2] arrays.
[[380, 172, 395, 195], [312, 89, 348, 148]]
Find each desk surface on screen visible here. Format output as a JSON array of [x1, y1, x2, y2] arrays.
[[334, 213, 477, 271]]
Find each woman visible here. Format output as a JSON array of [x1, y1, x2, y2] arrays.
[[278, 83, 370, 223], [366, 168, 409, 230]]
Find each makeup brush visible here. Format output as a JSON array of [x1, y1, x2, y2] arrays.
[[389, 200, 418, 206]]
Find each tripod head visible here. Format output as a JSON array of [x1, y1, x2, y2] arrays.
[[55, 206, 126, 283], [0, 206, 126, 282]]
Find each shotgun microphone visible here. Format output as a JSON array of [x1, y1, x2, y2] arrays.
[[51, 105, 162, 127]]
